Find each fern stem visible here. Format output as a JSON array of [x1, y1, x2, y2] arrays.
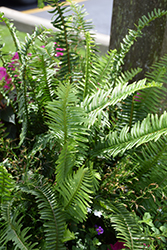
[[83, 32, 91, 99], [129, 96, 135, 131], [41, 55, 52, 102], [0, 15, 22, 63]]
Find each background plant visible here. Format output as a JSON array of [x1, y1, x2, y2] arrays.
[[0, 1, 167, 249]]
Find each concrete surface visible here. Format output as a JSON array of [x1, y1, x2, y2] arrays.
[[0, 6, 110, 53]]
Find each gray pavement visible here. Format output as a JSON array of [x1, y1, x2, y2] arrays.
[[0, 0, 113, 52], [30, 0, 113, 36]]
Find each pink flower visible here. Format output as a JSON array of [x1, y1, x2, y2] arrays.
[[3, 84, 10, 90], [108, 241, 126, 250], [11, 52, 19, 61], [41, 45, 45, 48], [0, 67, 14, 90], [56, 47, 64, 51], [55, 52, 64, 57], [143, 243, 150, 248], [3, 77, 12, 90], [134, 92, 142, 102], [6, 77, 12, 85], [0, 67, 7, 80]]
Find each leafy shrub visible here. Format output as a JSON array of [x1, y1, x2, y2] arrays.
[[0, 0, 167, 249]]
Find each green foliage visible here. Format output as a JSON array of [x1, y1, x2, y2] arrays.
[[20, 177, 66, 250], [0, 161, 14, 204], [0, 201, 38, 250], [58, 167, 93, 222], [0, 1, 167, 249], [100, 200, 150, 249]]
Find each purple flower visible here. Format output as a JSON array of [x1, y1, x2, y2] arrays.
[[96, 226, 104, 235]]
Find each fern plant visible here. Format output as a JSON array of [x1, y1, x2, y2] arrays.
[[0, 1, 167, 249]]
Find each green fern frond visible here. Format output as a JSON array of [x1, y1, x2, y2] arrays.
[[88, 161, 101, 192], [128, 136, 167, 213], [46, 82, 88, 148], [58, 167, 93, 223], [116, 67, 142, 85], [68, 0, 94, 39], [83, 32, 96, 98], [46, 82, 89, 182], [0, 201, 38, 250], [20, 177, 66, 250], [86, 49, 117, 92], [135, 136, 167, 180], [83, 79, 162, 127], [55, 142, 76, 185], [0, 13, 22, 56], [20, 27, 49, 58], [100, 200, 150, 250], [146, 53, 167, 83], [29, 42, 58, 103], [48, 0, 73, 77], [135, 87, 165, 114], [91, 111, 167, 158], [0, 161, 15, 204], [116, 86, 164, 131]]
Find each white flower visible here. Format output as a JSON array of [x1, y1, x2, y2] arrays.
[[93, 210, 102, 218], [87, 207, 92, 213]]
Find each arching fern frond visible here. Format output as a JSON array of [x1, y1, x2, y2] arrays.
[[68, 0, 94, 39], [55, 142, 76, 185], [48, 0, 75, 77], [29, 42, 58, 103], [58, 167, 93, 223], [116, 86, 164, 132], [46, 82, 88, 153], [46, 82, 89, 183], [83, 79, 162, 127], [83, 49, 117, 92], [91, 111, 167, 158], [0, 13, 22, 55], [19, 177, 66, 250], [0, 161, 15, 204], [146, 53, 167, 84], [116, 67, 142, 85], [82, 32, 97, 99], [100, 200, 150, 250], [128, 136, 167, 214], [0, 201, 38, 250]]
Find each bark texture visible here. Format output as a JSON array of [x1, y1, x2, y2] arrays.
[[109, 0, 167, 78]]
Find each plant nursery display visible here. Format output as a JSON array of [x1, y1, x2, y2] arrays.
[[0, 0, 167, 249]]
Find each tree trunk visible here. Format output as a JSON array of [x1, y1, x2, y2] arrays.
[[109, 0, 167, 79]]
